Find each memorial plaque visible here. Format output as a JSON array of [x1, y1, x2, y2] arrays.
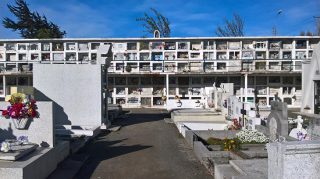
[[0, 144, 37, 161]]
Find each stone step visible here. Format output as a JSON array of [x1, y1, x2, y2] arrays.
[[238, 149, 268, 159], [69, 136, 91, 154], [164, 118, 174, 123], [47, 154, 89, 179], [214, 164, 241, 179], [108, 125, 121, 132], [229, 159, 268, 179]]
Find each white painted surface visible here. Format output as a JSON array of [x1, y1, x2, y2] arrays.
[[0, 102, 55, 147], [176, 122, 227, 136], [55, 125, 100, 136], [33, 64, 104, 127], [183, 122, 227, 130], [302, 43, 320, 113]]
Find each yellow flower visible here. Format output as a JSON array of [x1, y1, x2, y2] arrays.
[[10, 93, 26, 103]]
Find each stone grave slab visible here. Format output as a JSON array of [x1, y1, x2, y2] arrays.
[[0, 144, 38, 161], [171, 109, 224, 123]]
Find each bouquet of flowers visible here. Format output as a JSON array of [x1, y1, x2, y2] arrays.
[[223, 138, 240, 151], [228, 118, 242, 130], [236, 129, 269, 144], [207, 137, 240, 151], [2, 93, 38, 119]]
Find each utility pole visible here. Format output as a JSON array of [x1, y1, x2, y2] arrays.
[[272, 26, 277, 36]]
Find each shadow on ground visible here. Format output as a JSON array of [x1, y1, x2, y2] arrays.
[[75, 109, 166, 179], [74, 108, 212, 179], [114, 108, 170, 127], [76, 137, 152, 179]]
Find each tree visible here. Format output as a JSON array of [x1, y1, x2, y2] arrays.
[[215, 13, 245, 37], [299, 18, 320, 36], [299, 31, 305, 36], [300, 31, 313, 36], [316, 19, 320, 36], [2, 0, 66, 38], [136, 8, 170, 37]]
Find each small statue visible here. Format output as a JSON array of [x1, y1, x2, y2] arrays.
[[1, 142, 11, 153]]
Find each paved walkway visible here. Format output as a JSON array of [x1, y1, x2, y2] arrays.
[[75, 108, 212, 179]]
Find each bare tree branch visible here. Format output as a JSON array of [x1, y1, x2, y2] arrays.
[[215, 13, 245, 37]]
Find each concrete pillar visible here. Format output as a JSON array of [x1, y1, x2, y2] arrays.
[[244, 73, 248, 102], [166, 73, 169, 97]]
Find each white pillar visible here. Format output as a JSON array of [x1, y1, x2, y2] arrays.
[[166, 73, 169, 97], [214, 91, 218, 109], [244, 73, 248, 102]]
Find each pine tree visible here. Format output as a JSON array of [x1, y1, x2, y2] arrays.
[[2, 0, 66, 38]]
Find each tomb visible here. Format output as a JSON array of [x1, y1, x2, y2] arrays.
[[33, 64, 107, 137], [0, 101, 69, 179], [267, 141, 320, 179], [32, 44, 112, 143]]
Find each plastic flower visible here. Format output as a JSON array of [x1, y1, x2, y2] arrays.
[[1, 93, 38, 119], [2, 110, 8, 117]]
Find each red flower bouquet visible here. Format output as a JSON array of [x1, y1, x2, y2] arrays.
[[2, 93, 38, 119]]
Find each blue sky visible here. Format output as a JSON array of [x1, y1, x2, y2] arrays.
[[0, 0, 319, 38]]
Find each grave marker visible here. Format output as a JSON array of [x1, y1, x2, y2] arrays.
[[267, 101, 289, 140]]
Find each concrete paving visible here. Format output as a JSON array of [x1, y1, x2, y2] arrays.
[[74, 108, 213, 179]]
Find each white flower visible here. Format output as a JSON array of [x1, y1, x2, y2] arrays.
[[236, 129, 268, 143]]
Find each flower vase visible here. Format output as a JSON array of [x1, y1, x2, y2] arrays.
[[11, 118, 29, 130]]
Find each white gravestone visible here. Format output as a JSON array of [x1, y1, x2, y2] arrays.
[[289, 115, 307, 140]]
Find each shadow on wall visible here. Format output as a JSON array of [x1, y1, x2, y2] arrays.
[[33, 88, 71, 125], [0, 123, 16, 142]]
